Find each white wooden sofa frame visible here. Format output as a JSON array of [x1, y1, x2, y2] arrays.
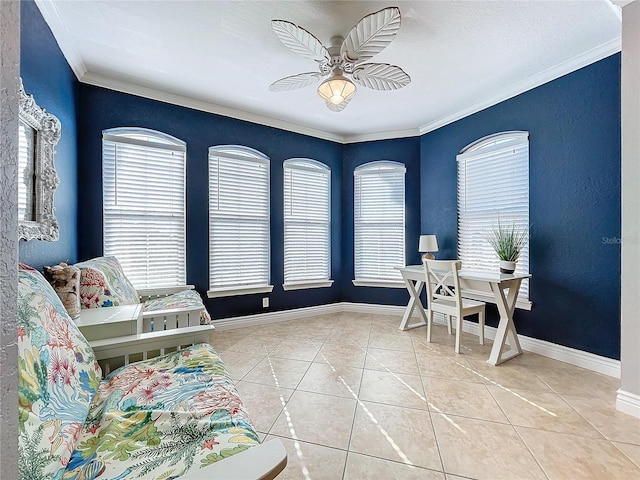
[[88, 309, 287, 480], [137, 284, 207, 333]]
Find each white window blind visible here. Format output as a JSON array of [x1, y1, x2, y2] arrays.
[[209, 146, 270, 290], [354, 161, 406, 282], [283, 159, 331, 285], [102, 128, 186, 289], [18, 121, 35, 222], [457, 131, 530, 298]]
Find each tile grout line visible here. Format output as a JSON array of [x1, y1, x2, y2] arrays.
[[510, 424, 553, 480], [480, 379, 556, 480], [264, 345, 315, 480], [412, 334, 448, 477], [545, 381, 617, 443], [340, 339, 367, 480], [214, 314, 635, 479]]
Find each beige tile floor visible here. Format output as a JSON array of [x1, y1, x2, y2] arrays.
[[209, 312, 640, 480]]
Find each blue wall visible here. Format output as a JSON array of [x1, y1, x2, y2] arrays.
[[22, 0, 622, 358], [77, 85, 344, 318], [19, 0, 78, 269], [420, 54, 621, 359], [341, 138, 421, 305]]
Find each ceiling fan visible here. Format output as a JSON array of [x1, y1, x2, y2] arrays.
[[269, 6, 411, 112]]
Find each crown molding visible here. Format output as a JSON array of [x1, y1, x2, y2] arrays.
[[611, 0, 635, 8], [82, 71, 422, 144], [34, 0, 348, 144], [35, 0, 87, 80], [419, 37, 622, 135], [80, 72, 347, 144], [35, 0, 622, 144], [342, 128, 420, 144]]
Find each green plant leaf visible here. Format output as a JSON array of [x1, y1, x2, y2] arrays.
[[485, 219, 529, 262]]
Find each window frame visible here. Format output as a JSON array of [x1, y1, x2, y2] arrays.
[[282, 158, 333, 291], [353, 160, 407, 288], [207, 145, 272, 298], [102, 127, 187, 289], [457, 131, 532, 310]]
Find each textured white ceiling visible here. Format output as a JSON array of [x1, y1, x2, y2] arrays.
[[36, 1, 621, 142]]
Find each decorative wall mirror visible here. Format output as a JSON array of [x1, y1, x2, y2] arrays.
[[18, 79, 61, 241]]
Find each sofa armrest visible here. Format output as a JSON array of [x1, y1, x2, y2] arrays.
[[141, 304, 203, 319], [137, 284, 195, 302], [90, 325, 214, 374], [141, 304, 206, 332], [177, 439, 287, 480]]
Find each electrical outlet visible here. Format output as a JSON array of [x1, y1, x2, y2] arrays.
[[262, 297, 269, 308]]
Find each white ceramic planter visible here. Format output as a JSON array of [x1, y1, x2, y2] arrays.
[[500, 260, 516, 274]]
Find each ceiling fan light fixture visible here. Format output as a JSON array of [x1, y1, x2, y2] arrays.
[[317, 73, 356, 105], [271, 7, 409, 112]]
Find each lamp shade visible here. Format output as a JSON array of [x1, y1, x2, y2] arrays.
[[419, 235, 438, 253], [318, 74, 356, 106]]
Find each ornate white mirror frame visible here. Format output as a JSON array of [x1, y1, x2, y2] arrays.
[[18, 79, 61, 241]]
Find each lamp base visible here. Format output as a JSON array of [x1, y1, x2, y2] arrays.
[[422, 253, 435, 261]]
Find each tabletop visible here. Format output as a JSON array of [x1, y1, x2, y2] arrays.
[[399, 265, 531, 282]]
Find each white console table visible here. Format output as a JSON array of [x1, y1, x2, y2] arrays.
[[75, 304, 143, 341]]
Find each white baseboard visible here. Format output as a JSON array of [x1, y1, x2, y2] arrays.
[[213, 302, 621, 378], [616, 389, 640, 419], [440, 314, 621, 378], [213, 303, 343, 330], [340, 302, 408, 316]]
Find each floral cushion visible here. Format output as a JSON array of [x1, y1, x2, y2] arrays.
[[64, 344, 259, 479], [74, 256, 139, 309], [143, 289, 212, 324], [18, 264, 102, 479]]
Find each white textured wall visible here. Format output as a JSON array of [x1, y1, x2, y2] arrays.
[[619, 0, 640, 418], [0, 0, 19, 475]]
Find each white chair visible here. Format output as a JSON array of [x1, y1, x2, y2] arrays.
[[423, 259, 486, 354]]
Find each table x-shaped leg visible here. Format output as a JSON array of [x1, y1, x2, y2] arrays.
[[487, 278, 523, 365], [399, 277, 428, 331]]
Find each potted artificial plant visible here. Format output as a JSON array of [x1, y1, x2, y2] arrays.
[[486, 221, 529, 274]]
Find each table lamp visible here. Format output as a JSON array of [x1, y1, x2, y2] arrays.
[[419, 235, 438, 261]]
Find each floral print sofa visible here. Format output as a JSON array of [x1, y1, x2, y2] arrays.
[[18, 264, 285, 479]]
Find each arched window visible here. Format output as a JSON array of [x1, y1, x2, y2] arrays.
[[102, 127, 186, 288], [457, 131, 530, 299], [208, 146, 271, 296], [353, 161, 406, 284], [283, 159, 331, 289]]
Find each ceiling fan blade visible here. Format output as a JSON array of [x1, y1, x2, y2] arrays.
[[352, 63, 411, 91], [269, 72, 324, 91], [271, 20, 330, 64], [340, 7, 401, 64], [325, 97, 352, 112]]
